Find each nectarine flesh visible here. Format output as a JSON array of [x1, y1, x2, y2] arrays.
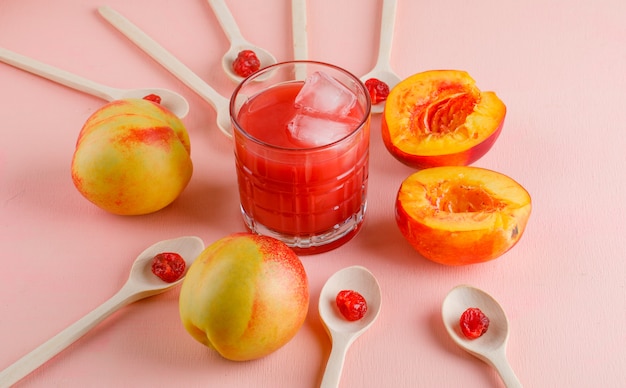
[[382, 70, 506, 169], [395, 166, 531, 265]]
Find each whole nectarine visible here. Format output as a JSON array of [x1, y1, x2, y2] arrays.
[[71, 98, 193, 215], [179, 233, 309, 361], [382, 70, 506, 169], [395, 166, 531, 265]]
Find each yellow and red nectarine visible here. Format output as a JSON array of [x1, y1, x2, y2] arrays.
[[395, 166, 531, 265], [71, 98, 193, 215], [179, 233, 309, 361], [382, 70, 506, 169]]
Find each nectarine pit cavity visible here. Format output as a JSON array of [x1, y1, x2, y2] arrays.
[[414, 91, 478, 139], [429, 181, 505, 214]]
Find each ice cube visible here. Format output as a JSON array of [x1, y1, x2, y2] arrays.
[[294, 71, 357, 116], [287, 113, 359, 147]]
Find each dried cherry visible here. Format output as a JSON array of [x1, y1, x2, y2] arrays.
[[233, 50, 261, 77], [460, 307, 490, 339], [336, 290, 368, 321], [143, 94, 162, 104], [364, 78, 390, 104], [151, 252, 186, 283]]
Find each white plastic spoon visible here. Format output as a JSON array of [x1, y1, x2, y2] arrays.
[[0, 236, 204, 388], [441, 285, 523, 388], [360, 0, 402, 114], [98, 5, 233, 138], [319, 266, 382, 388], [291, 0, 308, 80], [207, 0, 277, 83], [0, 46, 189, 118]]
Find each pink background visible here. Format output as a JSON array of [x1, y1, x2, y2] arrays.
[[1, 0, 624, 387]]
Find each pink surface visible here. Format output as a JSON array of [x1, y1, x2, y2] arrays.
[[0, 0, 624, 387]]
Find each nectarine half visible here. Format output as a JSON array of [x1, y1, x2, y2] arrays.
[[395, 166, 531, 265], [382, 70, 506, 169]]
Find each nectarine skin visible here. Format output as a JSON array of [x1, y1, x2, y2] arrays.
[[395, 166, 531, 265], [382, 119, 504, 169], [179, 233, 309, 361], [382, 70, 506, 169], [71, 98, 192, 215]]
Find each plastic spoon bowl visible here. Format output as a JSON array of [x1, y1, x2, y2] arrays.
[[0, 46, 189, 118], [0, 236, 204, 387], [360, 0, 402, 114], [318, 266, 382, 388], [207, 0, 277, 83], [441, 285, 523, 388], [98, 5, 233, 138]]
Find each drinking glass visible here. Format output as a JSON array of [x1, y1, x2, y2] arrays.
[[230, 61, 371, 254]]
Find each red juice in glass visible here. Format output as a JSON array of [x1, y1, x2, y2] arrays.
[[231, 62, 371, 254]]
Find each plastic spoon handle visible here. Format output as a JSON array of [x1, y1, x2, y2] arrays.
[[488, 349, 523, 388], [320, 333, 351, 388], [375, 0, 398, 72], [291, 0, 308, 80], [0, 46, 123, 101], [292, 0, 307, 60], [206, 0, 245, 43], [98, 6, 228, 113], [0, 283, 139, 387]]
